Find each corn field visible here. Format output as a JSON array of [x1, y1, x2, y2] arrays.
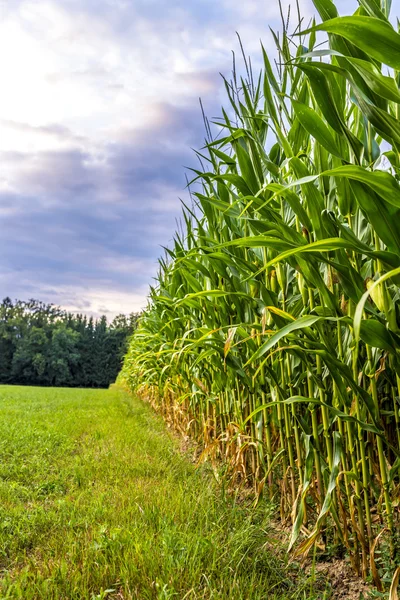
[[120, 0, 400, 589]]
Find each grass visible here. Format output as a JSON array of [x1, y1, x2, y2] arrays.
[[0, 384, 320, 600]]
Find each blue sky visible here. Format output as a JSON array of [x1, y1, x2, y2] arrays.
[[0, 0, 358, 317]]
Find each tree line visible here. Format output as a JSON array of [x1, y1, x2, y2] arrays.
[[0, 298, 139, 388]]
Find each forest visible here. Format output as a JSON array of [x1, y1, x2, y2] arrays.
[[0, 298, 138, 388]]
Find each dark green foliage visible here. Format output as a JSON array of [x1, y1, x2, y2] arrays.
[[0, 297, 138, 388], [120, 0, 400, 588]]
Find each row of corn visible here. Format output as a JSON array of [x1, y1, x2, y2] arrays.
[[120, 0, 400, 588]]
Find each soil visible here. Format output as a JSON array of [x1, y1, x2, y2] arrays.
[[316, 559, 372, 599], [266, 521, 373, 600]]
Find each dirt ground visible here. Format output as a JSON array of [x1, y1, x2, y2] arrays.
[[316, 559, 372, 599]]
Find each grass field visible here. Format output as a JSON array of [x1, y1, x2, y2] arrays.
[[0, 385, 319, 600]]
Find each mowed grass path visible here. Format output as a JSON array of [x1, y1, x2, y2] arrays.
[[0, 385, 304, 600]]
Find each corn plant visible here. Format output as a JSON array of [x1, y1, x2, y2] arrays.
[[120, 0, 400, 589]]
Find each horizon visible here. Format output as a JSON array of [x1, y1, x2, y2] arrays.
[[0, 295, 141, 322], [0, 0, 356, 319]]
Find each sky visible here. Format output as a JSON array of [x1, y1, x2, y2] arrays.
[[0, 0, 359, 318]]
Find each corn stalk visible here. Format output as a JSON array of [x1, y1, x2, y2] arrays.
[[120, 0, 400, 588]]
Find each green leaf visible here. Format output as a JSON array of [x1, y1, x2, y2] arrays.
[[235, 142, 260, 194], [246, 316, 322, 365], [267, 184, 313, 232], [346, 180, 400, 252], [311, 0, 338, 21], [322, 166, 400, 209], [354, 267, 400, 342], [357, 0, 388, 21], [289, 158, 325, 239], [210, 147, 237, 166], [353, 91, 400, 145], [359, 320, 398, 352], [349, 57, 400, 104], [296, 64, 343, 133], [300, 16, 400, 69], [292, 99, 343, 158]]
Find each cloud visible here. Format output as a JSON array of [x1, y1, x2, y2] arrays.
[[0, 268, 149, 318], [0, 94, 213, 318], [0, 0, 364, 318], [0, 119, 82, 139]]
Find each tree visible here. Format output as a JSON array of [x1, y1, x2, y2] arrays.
[[46, 324, 80, 387], [0, 298, 16, 383], [11, 326, 48, 384], [0, 297, 138, 388]]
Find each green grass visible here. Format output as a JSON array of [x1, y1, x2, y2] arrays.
[[0, 385, 319, 600]]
